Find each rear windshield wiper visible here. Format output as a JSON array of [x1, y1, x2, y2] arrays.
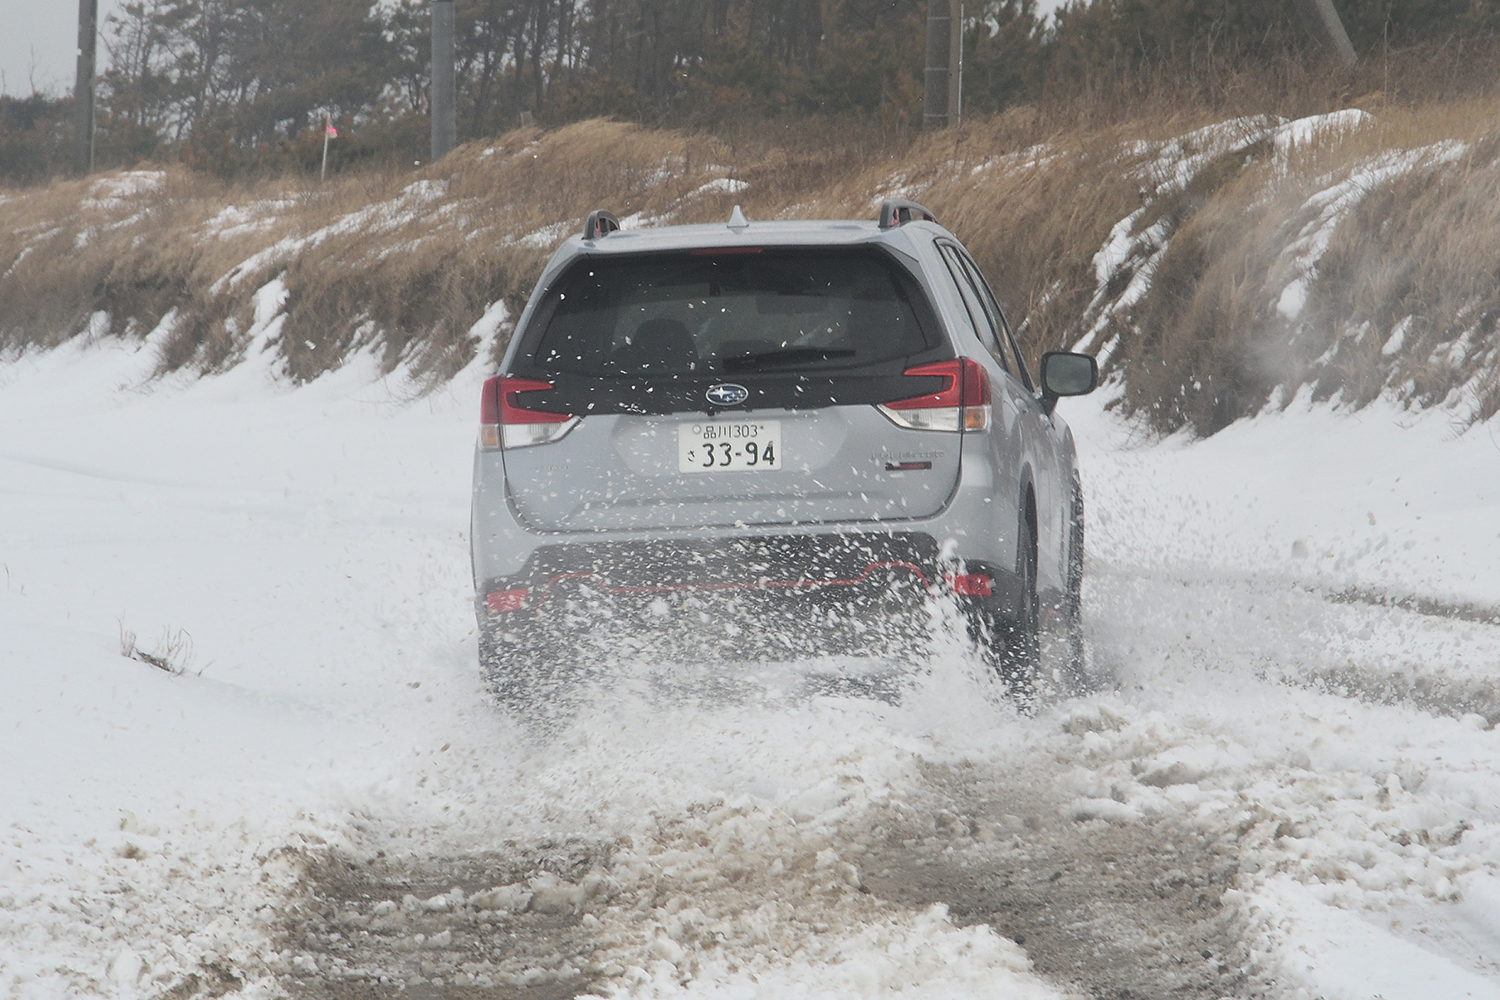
[[722, 347, 857, 372]]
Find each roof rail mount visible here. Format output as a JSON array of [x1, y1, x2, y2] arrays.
[[878, 199, 936, 230], [583, 210, 621, 240]]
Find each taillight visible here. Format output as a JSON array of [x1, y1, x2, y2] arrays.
[[877, 358, 991, 432], [946, 572, 994, 596], [486, 588, 529, 613], [479, 376, 580, 450]]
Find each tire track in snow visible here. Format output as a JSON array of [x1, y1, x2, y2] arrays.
[[1090, 563, 1500, 726], [1081, 562, 1500, 998], [267, 673, 1063, 1000], [283, 845, 612, 998], [270, 543, 1499, 1000], [1327, 587, 1500, 627], [268, 561, 1500, 1000], [278, 781, 1255, 1000], [857, 759, 1269, 999], [269, 645, 1274, 1000]]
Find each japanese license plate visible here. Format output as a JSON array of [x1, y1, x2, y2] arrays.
[[677, 420, 781, 472]]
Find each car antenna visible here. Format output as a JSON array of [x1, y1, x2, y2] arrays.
[[727, 205, 749, 231]]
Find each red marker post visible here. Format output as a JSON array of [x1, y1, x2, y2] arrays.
[[321, 119, 338, 182]]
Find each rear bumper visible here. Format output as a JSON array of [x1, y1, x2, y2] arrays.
[[473, 531, 1026, 631], [470, 434, 1030, 629], [478, 531, 935, 610]]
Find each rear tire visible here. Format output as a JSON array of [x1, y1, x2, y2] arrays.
[[1057, 480, 1088, 692], [479, 618, 565, 709], [478, 619, 519, 705], [996, 516, 1040, 701]]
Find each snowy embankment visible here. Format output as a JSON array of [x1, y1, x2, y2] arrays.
[[4, 319, 1500, 999], [11, 109, 1500, 438], [1066, 108, 1500, 434]]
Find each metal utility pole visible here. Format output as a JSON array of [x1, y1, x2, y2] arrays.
[[947, 1, 963, 129], [923, 0, 963, 130], [923, 1, 950, 130], [431, 0, 457, 162], [72, 0, 98, 175], [1293, 0, 1358, 67]]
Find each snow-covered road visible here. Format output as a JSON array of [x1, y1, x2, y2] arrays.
[[3, 333, 1500, 999]]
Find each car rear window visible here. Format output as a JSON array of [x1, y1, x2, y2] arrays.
[[528, 248, 935, 377]]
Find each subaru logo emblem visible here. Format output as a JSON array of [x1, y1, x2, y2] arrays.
[[706, 383, 749, 406]]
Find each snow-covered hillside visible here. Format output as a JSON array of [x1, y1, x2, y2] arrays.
[[3, 330, 1499, 999]]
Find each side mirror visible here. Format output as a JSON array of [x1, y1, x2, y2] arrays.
[[1039, 351, 1099, 414]]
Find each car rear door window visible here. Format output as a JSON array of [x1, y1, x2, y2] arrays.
[[954, 247, 1034, 391], [938, 244, 1010, 375], [529, 249, 935, 377]]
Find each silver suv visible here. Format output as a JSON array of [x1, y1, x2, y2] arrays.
[[470, 200, 1098, 698]]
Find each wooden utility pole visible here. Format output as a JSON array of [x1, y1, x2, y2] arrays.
[[924, 0, 963, 130], [431, 0, 457, 161], [72, 0, 98, 175]]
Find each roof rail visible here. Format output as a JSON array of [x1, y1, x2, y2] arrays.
[[582, 210, 621, 240], [878, 199, 936, 230]]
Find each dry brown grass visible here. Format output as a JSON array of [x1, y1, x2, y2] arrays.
[[4, 104, 1500, 434], [1099, 99, 1500, 433], [0, 169, 309, 362]]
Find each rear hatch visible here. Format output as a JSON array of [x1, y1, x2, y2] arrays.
[[498, 245, 961, 532]]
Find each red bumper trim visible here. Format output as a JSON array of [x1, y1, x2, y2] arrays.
[[532, 560, 934, 606]]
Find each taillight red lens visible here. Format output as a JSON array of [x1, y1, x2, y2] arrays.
[[486, 588, 528, 613], [960, 359, 990, 408], [878, 359, 992, 433], [885, 359, 989, 410], [480, 376, 501, 423], [499, 377, 569, 424], [479, 377, 500, 448], [480, 376, 579, 449], [947, 573, 994, 597]]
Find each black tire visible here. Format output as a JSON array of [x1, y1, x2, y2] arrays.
[[1066, 481, 1085, 621], [1054, 480, 1088, 694], [477, 619, 519, 705], [478, 618, 566, 709], [996, 515, 1040, 700]]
